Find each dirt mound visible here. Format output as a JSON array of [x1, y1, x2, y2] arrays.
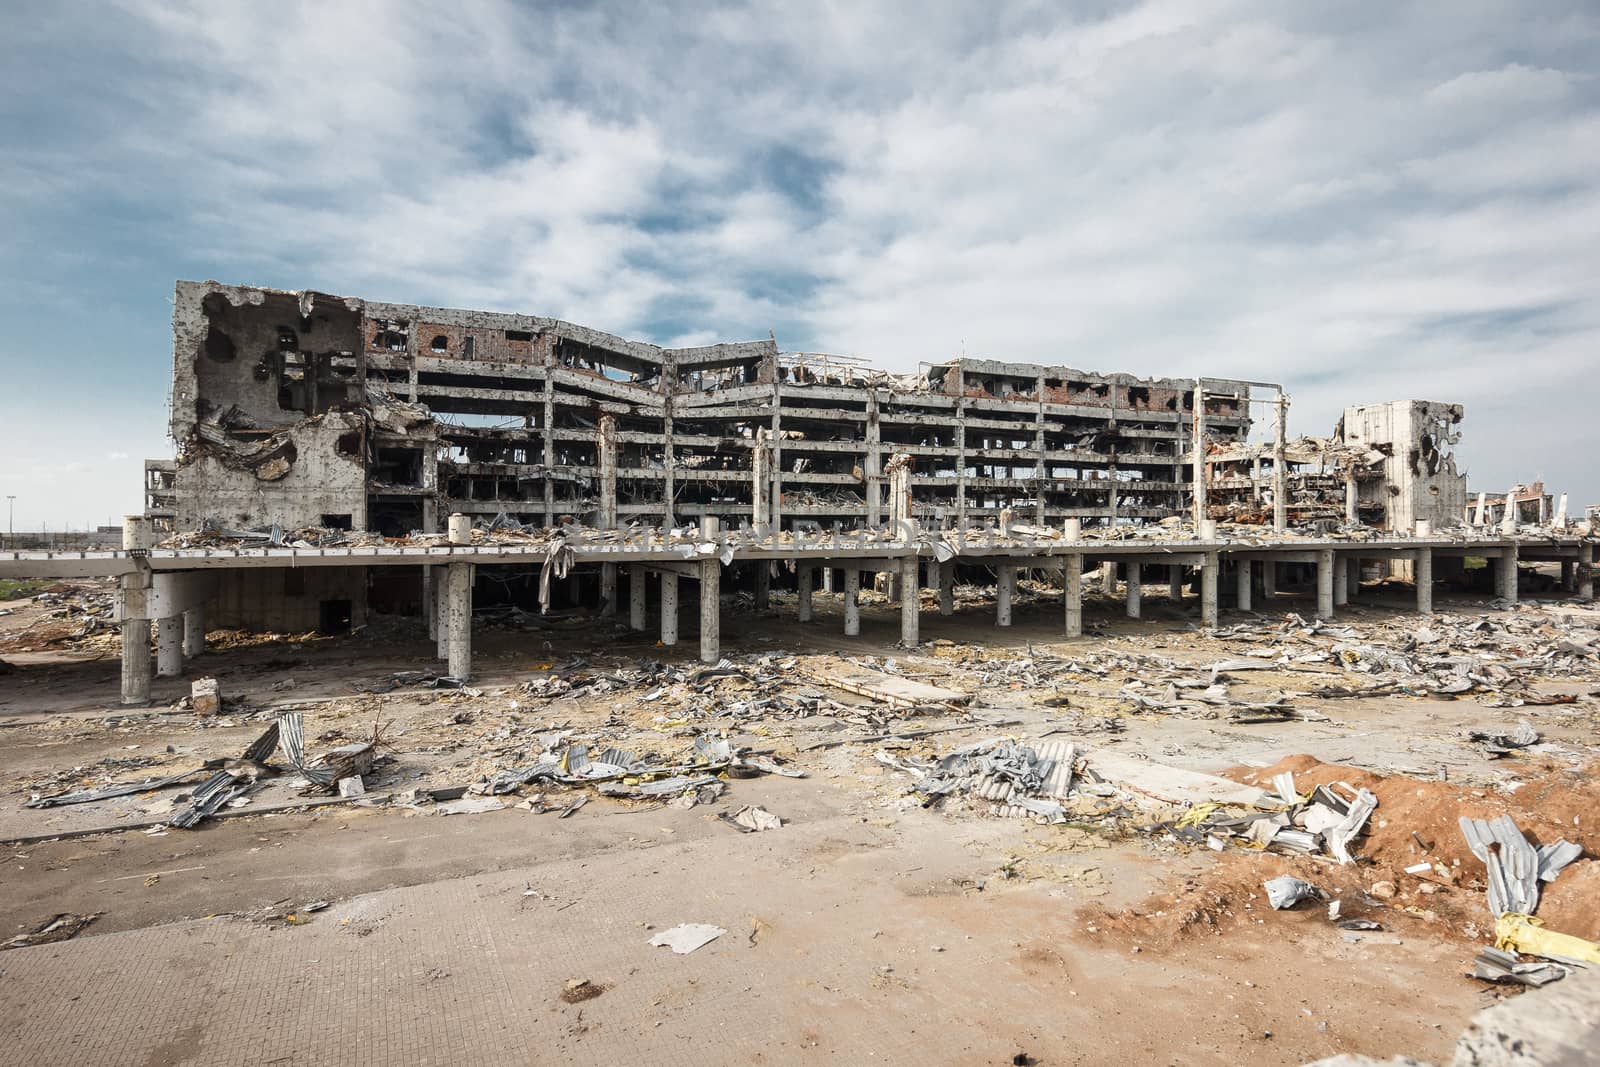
[[1091, 754, 1600, 949]]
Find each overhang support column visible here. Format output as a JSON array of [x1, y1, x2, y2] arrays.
[[1125, 562, 1142, 619], [1316, 548, 1335, 620], [1415, 548, 1433, 616], [996, 565, 1015, 627], [1064, 556, 1084, 638], [844, 568, 861, 636], [699, 517, 721, 664], [660, 571, 679, 646]]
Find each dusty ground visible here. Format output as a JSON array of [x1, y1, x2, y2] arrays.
[[0, 573, 1596, 1065]]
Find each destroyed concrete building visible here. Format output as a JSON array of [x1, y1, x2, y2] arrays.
[[1340, 400, 1469, 534], [157, 280, 1274, 628]]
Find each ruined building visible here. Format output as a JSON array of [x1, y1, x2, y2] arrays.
[[153, 281, 1278, 628]]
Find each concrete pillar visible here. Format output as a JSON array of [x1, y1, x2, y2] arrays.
[[1100, 561, 1116, 595], [1333, 555, 1349, 607], [899, 555, 920, 646], [1234, 559, 1251, 613], [629, 564, 647, 630], [1125, 562, 1141, 619], [660, 571, 679, 646], [447, 561, 472, 681], [938, 560, 954, 616], [1316, 549, 1335, 619], [698, 518, 721, 664], [1344, 471, 1358, 524], [182, 607, 205, 658], [601, 563, 618, 618], [996, 565, 1015, 627], [1555, 493, 1568, 528], [1578, 543, 1594, 600], [1416, 548, 1433, 615], [120, 516, 153, 706], [567, 569, 581, 605], [1168, 565, 1183, 601], [1560, 560, 1575, 592], [423, 567, 436, 640], [1262, 560, 1276, 599], [1498, 546, 1519, 603], [1501, 493, 1518, 535], [822, 567, 834, 594], [1063, 518, 1081, 541], [121, 616, 151, 705], [1272, 391, 1287, 533], [1201, 555, 1219, 629], [1347, 557, 1361, 600], [844, 568, 861, 636], [1064, 557, 1083, 638], [436, 563, 450, 660], [157, 619, 184, 677], [1473, 492, 1487, 527], [797, 565, 814, 622], [754, 563, 770, 610], [447, 513, 472, 544]]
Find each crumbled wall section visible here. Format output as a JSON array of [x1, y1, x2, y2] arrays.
[[1342, 400, 1468, 532]]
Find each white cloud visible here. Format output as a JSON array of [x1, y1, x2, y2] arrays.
[[6, 0, 1600, 516]]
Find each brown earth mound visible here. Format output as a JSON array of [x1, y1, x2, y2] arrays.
[[1091, 754, 1600, 949]]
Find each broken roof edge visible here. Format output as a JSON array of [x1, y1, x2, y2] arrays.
[[175, 280, 775, 369], [928, 356, 1267, 395]]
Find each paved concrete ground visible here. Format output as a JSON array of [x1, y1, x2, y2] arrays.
[[0, 796, 1479, 1067]]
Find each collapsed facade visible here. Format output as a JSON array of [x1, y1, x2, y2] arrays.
[[155, 281, 1274, 627]]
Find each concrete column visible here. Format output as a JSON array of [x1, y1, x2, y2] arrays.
[[1262, 560, 1277, 599], [1498, 545, 1519, 603], [447, 513, 472, 544], [844, 568, 861, 636], [1272, 391, 1287, 532], [754, 563, 770, 610], [996, 566, 1015, 627], [1064, 557, 1083, 638], [822, 567, 834, 594], [699, 517, 721, 664], [1560, 560, 1575, 592], [423, 567, 436, 640], [157, 619, 184, 677], [436, 563, 450, 660], [567, 569, 581, 605], [1234, 559, 1251, 613], [1333, 555, 1349, 607], [1168, 565, 1184, 601], [938, 560, 954, 616], [1578, 542, 1594, 600], [628, 565, 646, 630], [660, 571, 679, 646], [1501, 493, 1518, 535], [121, 615, 151, 705], [1415, 548, 1433, 615], [182, 607, 205, 658], [1125, 562, 1141, 619], [446, 561, 472, 681], [1100, 561, 1117, 595], [601, 563, 618, 618], [1346, 557, 1361, 600], [1201, 555, 1219, 629], [1344, 472, 1358, 524], [899, 555, 920, 646], [798, 565, 813, 622], [1316, 549, 1335, 619], [1473, 492, 1487, 527], [120, 516, 153, 706]]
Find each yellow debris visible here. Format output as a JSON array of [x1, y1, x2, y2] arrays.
[[1495, 913, 1600, 965]]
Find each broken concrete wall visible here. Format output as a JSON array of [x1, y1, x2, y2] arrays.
[[1342, 400, 1468, 533], [209, 567, 369, 632], [174, 411, 369, 530]]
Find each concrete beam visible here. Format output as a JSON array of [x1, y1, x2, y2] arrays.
[[699, 517, 721, 664], [447, 561, 472, 681], [182, 607, 206, 658], [1064, 556, 1084, 638], [844, 567, 861, 636], [1416, 548, 1433, 615], [629, 564, 647, 630], [899, 555, 920, 646], [660, 571, 679, 646], [1201, 555, 1219, 629], [601, 563, 618, 617], [1316, 549, 1334, 620], [156, 619, 183, 678]]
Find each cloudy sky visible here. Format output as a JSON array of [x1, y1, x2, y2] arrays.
[[4, 1, 1597, 530]]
